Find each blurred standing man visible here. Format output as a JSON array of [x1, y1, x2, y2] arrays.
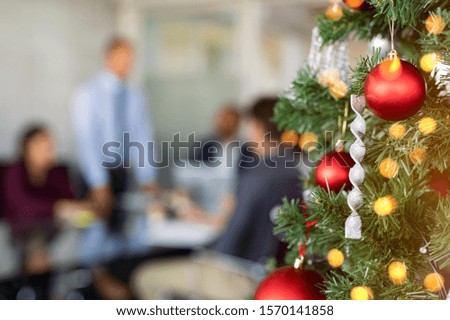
[[72, 38, 157, 226]]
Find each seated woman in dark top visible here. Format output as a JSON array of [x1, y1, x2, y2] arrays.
[[2, 125, 91, 274]]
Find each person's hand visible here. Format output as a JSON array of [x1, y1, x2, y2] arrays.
[[24, 248, 52, 275], [180, 203, 206, 222], [181, 206, 227, 229], [54, 200, 95, 227], [90, 186, 115, 219], [93, 270, 132, 300]]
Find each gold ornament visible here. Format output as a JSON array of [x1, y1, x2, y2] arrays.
[[388, 261, 408, 285], [281, 130, 299, 147], [379, 158, 399, 179], [374, 196, 397, 216], [329, 80, 348, 99], [326, 4, 343, 21], [420, 52, 441, 73], [389, 123, 406, 140], [409, 148, 427, 165], [418, 117, 437, 135], [327, 248, 345, 268], [298, 132, 318, 151], [425, 13, 446, 35], [350, 286, 374, 300], [423, 272, 445, 293]]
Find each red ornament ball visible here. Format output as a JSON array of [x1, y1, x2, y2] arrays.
[[254, 266, 326, 300], [364, 59, 426, 121], [429, 170, 449, 197], [315, 151, 355, 192]]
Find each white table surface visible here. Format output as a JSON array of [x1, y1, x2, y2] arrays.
[[147, 218, 220, 249]]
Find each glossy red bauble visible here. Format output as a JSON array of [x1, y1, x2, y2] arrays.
[[315, 151, 355, 192], [429, 170, 449, 197], [364, 60, 426, 121], [254, 266, 326, 300]]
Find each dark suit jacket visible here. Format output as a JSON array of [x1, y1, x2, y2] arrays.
[[213, 154, 301, 263]]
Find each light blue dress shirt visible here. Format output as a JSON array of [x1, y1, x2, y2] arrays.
[[72, 70, 156, 188]]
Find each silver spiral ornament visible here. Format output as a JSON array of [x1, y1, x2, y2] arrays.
[[345, 95, 367, 240]]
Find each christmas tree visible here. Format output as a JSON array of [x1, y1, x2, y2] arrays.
[[258, 0, 450, 300]]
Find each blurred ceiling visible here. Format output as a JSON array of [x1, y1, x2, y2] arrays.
[[117, 0, 329, 11], [117, 0, 329, 35]]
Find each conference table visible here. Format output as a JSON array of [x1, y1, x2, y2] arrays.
[[0, 161, 237, 283], [0, 192, 221, 283], [0, 163, 237, 300]]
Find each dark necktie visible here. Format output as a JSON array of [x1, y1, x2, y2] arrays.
[[115, 83, 127, 162]]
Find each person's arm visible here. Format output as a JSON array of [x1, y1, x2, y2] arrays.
[[51, 166, 76, 200], [212, 187, 256, 257], [72, 87, 109, 189], [129, 89, 158, 190], [215, 176, 301, 261], [181, 192, 235, 228], [72, 87, 113, 218], [49, 166, 96, 223], [250, 176, 302, 261]]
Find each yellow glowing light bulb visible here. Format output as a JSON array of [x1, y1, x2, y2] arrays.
[[380, 56, 402, 79], [389, 123, 406, 140], [420, 52, 441, 73], [350, 286, 374, 300], [326, 4, 343, 21], [373, 196, 397, 216], [409, 148, 427, 165], [345, 0, 365, 9], [425, 13, 446, 35], [298, 132, 319, 151], [418, 117, 437, 135], [379, 158, 399, 179], [329, 80, 348, 99], [327, 248, 345, 268], [281, 130, 299, 147], [388, 261, 408, 285], [423, 273, 445, 293]]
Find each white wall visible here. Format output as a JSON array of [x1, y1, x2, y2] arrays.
[[117, 0, 315, 142], [0, 0, 328, 159], [0, 0, 117, 160]]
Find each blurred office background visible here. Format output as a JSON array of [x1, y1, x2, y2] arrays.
[[0, 0, 372, 300], [0, 0, 366, 160]]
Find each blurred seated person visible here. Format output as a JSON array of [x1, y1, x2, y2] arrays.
[[2, 124, 92, 274], [170, 104, 241, 225], [132, 97, 301, 299], [194, 104, 241, 163]]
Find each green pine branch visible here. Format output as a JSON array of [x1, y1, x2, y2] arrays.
[[273, 0, 450, 300]]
